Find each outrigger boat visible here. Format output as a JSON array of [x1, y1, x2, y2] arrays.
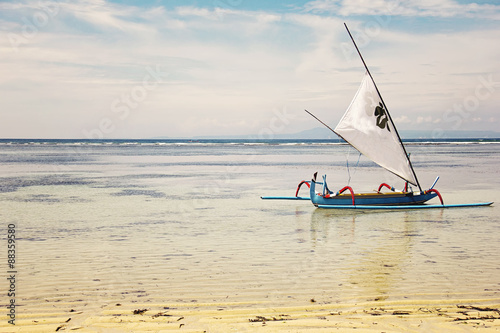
[[262, 23, 493, 210]]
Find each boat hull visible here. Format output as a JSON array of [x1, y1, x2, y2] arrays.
[[310, 179, 438, 207]]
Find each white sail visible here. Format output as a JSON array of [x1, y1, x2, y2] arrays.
[[334, 73, 418, 186]]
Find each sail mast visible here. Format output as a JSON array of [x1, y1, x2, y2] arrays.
[[343, 23, 422, 193]]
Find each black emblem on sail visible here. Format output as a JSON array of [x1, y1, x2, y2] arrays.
[[374, 102, 390, 132]]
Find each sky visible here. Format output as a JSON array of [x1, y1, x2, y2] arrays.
[[1, 0, 499, 139]]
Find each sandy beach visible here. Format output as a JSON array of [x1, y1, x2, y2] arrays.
[[2, 295, 500, 332], [1, 140, 499, 332]]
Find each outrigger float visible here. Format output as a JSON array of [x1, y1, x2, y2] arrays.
[[262, 23, 493, 210]]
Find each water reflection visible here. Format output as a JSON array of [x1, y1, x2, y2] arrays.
[[308, 208, 446, 300]]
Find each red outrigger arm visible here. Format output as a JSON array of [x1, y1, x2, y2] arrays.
[[323, 186, 355, 206], [295, 180, 311, 197], [337, 186, 355, 206], [377, 179, 444, 205], [378, 182, 444, 205], [378, 183, 395, 192], [425, 188, 444, 205]]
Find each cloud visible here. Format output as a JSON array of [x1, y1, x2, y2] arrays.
[[394, 115, 411, 124], [0, 0, 499, 138], [0, 1, 309, 138], [304, 0, 500, 20], [417, 116, 430, 124]]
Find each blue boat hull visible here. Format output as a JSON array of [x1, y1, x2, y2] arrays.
[[309, 178, 438, 207]]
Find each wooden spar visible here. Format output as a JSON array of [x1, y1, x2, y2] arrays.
[[305, 109, 336, 134], [343, 22, 423, 193]]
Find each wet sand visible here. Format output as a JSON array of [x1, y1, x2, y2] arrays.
[[2, 295, 500, 332]]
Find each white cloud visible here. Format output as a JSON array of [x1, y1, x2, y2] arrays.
[[0, 1, 499, 138], [304, 0, 500, 20], [416, 116, 432, 124], [394, 115, 411, 124]]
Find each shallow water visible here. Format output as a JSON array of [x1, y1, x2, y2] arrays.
[[1, 141, 499, 317]]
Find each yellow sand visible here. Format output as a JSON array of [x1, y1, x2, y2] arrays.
[[2, 297, 500, 332]]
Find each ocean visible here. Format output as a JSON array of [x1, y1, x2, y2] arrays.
[[1, 138, 499, 330]]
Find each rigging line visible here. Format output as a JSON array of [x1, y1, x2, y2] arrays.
[[346, 148, 362, 186], [352, 152, 361, 178], [346, 145, 351, 185]]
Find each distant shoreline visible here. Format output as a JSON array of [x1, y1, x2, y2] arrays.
[[1, 138, 499, 145], [3, 128, 499, 142]]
